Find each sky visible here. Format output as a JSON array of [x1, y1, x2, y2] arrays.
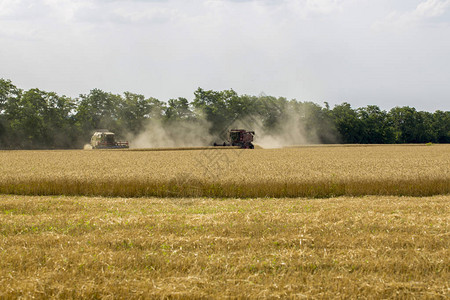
[[1, 0, 449, 112]]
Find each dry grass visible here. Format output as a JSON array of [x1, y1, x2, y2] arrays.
[[0, 144, 448, 198], [0, 194, 448, 298]]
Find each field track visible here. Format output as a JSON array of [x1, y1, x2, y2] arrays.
[[0, 144, 448, 198]]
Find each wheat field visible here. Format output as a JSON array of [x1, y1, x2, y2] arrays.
[[0, 144, 448, 198], [0, 194, 448, 298], [1, 145, 449, 298]]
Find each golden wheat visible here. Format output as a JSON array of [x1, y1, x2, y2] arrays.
[[0, 194, 448, 298], [0, 144, 448, 197]]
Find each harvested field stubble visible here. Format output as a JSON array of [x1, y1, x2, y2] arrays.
[[0, 195, 448, 298], [0, 144, 449, 198]]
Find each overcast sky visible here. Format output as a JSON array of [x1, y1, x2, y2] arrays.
[[1, 0, 449, 111]]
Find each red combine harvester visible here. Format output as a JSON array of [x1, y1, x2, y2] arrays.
[[214, 129, 255, 149]]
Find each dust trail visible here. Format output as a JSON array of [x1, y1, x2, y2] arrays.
[[230, 103, 337, 148], [126, 101, 337, 149], [128, 118, 214, 148]]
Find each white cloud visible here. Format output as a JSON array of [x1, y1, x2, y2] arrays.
[[247, 0, 346, 19], [1, 0, 449, 111], [302, 0, 344, 15], [415, 0, 450, 18], [373, 0, 450, 31]]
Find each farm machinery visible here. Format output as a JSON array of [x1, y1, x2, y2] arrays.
[[90, 130, 129, 149], [214, 129, 255, 149]]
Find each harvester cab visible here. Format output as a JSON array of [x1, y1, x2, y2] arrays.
[[90, 130, 129, 149], [229, 129, 255, 149], [214, 129, 255, 149]]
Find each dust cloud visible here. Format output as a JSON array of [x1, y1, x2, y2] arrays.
[[234, 116, 310, 149], [127, 103, 337, 149], [230, 107, 336, 149], [128, 118, 213, 148]]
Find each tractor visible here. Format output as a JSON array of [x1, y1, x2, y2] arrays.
[[90, 130, 129, 149], [214, 129, 255, 149]]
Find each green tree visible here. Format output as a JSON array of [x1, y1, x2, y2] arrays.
[[1, 78, 449, 148], [226, 94, 259, 122], [44, 92, 78, 148], [1, 79, 20, 111], [76, 89, 123, 136], [0, 79, 22, 148], [255, 95, 288, 132], [358, 105, 394, 143], [331, 103, 363, 143], [192, 88, 237, 135], [165, 97, 193, 121], [418, 111, 436, 143], [389, 106, 435, 143], [3, 88, 77, 148], [118, 92, 160, 135], [432, 110, 450, 143], [9, 88, 49, 147]]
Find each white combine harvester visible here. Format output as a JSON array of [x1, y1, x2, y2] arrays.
[[90, 130, 129, 149]]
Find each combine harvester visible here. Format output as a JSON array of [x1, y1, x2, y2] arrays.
[[90, 130, 129, 149], [88, 128, 255, 151], [214, 129, 255, 149]]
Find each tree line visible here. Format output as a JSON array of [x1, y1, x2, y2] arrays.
[[0, 78, 448, 149]]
